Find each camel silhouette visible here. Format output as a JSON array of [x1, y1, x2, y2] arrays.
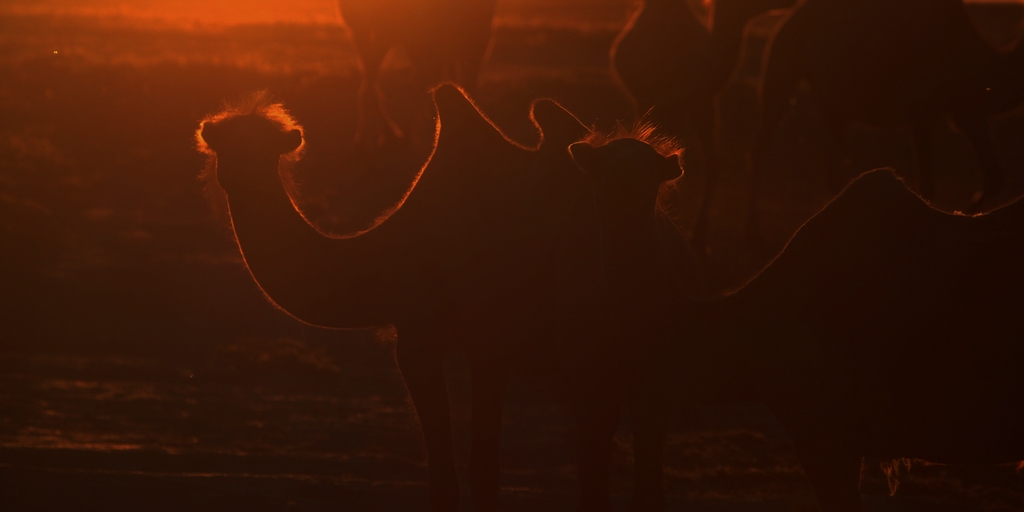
[[196, 84, 691, 512], [750, 0, 1024, 234], [610, 0, 796, 251], [338, 0, 496, 148], [588, 146, 1024, 511]]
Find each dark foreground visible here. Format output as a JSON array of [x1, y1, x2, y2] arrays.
[[2, 2, 1024, 510]]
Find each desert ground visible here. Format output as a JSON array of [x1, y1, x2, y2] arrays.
[[1, 1, 1023, 510]]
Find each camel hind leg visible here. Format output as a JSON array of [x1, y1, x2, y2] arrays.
[[689, 97, 720, 255], [573, 338, 625, 512], [749, 19, 806, 241], [349, 28, 403, 149], [453, 0, 498, 95], [775, 404, 865, 512], [911, 118, 937, 200], [468, 358, 507, 512], [627, 370, 668, 512]]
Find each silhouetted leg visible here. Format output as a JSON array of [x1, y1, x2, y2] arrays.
[[468, 359, 507, 512], [404, 48, 452, 147], [349, 30, 400, 150], [749, 32, 803, 243], [628, 372, 668, 512], [911, 119, 936, 200], [574, 355, 623, 512], [952, 110, 1005, 211], [823, 112, 849, 193], [690, 100, 719, 255], [455, 0, 497, 92], [395, 334, 459, 512], [777, 408, 864, 512]]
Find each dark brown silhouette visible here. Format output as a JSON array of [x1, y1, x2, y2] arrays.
[[589, 149, 1024, 511], [610, 0, 796, 250], [570, 136, 688, 511], [196, 84, 691, 512], [338, 0, 496, 148], [751, 0, 1024, 233]]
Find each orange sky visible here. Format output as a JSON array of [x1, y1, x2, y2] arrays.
[[3, 0, 1017, 27], [0, 0, 343, 25]]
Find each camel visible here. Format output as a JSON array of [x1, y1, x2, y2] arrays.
[[337, 0, 496, 148], [196, 84, 690, 512], [750, 0, 1024, 234], [610, 0, 796, 251], [583, 142, 1024, 511]]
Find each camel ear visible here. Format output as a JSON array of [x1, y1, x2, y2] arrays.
[[569, 142, 604, 177], [279, 129, 302, 154], [200, 122, 222, 150], [658, 154, 683, 182], [531, 99, 590, 150]]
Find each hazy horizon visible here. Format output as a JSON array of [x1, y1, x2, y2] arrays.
[[2, 0, 1018, 28], [0, 0, 633, 27]]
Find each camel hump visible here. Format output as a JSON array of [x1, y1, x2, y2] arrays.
[[431, 82, 507, 148], [529, 99, 591, 151]]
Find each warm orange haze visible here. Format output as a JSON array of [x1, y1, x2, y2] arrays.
[[2, 0, 1024, 511]]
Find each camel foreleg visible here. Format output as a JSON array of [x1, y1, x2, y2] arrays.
[[627, 370, 668, 512], [396, 333, 459, 512], [573, 347, 625, 512]]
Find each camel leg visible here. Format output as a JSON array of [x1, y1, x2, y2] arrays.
[[349, 30, 400, 149], [749, 28, 804, 241], [627, 371, 668, 512], [951, 110, 1005, 210], [395, 334, 459, 512], [777, 408, 864, 512], [574, 348, 624, 512], [911, 119, 936, 200], [454, 0, 497, 95], [403, 47, 453, 146], [822, 111, 850, 193], [690, 99, 719, 255], [468, 359, 507, 512]]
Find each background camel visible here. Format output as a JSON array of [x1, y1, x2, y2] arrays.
[[610, 0, 796, 251], [750, 0, 1024, 235], [586, 142, 1024, 511], [197, 83, 693, 512], [337, 0, 497, 148]]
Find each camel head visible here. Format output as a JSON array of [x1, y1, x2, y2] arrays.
[[197, 92, 304, 194], [571, 136, 682, 230]]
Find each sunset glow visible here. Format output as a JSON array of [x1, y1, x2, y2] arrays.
[[3, 0, 1024, 510]]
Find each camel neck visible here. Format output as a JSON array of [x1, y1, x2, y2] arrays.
[[220, 155, 391, 328]]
